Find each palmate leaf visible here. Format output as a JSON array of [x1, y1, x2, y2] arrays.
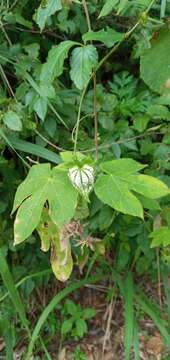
[[34, 0, 62, 31], [13, 164, 78, 245], [70, 45, 98, 90], [94, 158, 169, 218]]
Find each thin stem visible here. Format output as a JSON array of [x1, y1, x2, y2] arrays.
[[34, 129, 65, 152], [74, 86, 87, 154], [82, 0, 99, 158], [156, 248, 162, 308], [0, 21, 12, 46], [82, 0, 92, 32], [0, 64, 16, 99], [160, 0, 167, 18], [74, 0, 156, 155], [93, 72, 98, 159]]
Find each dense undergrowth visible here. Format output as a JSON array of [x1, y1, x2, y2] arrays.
[[0, 0, 170, 359]]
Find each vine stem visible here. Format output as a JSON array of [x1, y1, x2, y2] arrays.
[[82, 0, 98, 158], [74, 0, 156, 155], [82, 0, 92, 31], [73, 85, 87, 154]]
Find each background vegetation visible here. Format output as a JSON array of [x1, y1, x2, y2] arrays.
[[0, 0, 170, 358]]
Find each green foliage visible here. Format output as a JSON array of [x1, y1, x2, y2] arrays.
[[99, 0, 119, 18], [140, 28, 170, 94], [70, 45, 98, 89], [3, 111, 22, 132], [0, 0, 170, 358], [95, 159, 169, 218], [83, 28, 124, 48], [40, 40, 77, 84], [34, 0, 62, 31], [61, 299, 95, 338]]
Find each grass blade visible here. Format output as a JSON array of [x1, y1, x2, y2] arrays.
[[25, 274, 107, 359], [4, 326, 13, 360], [133, 320, 139, 360], [0, 268, 52, 303], [0, 250, 30, 334], [160, 0, 167, 18], [123, 272, 134, 360], [7, 137, 61, 164], [136, 292, 170, 345]]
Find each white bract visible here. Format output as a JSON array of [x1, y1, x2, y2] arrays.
[[68, 164, 94, 195]]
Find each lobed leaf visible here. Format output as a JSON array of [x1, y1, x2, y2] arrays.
[[95, 158, 169, 218]]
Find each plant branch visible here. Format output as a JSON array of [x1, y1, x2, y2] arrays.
[[82, 0, 98, 158], [75, 0, 156, 155]]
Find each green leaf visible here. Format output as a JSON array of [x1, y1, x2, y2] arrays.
[[34, 0, 62, 31], [136, 292, 170, 344], [99, 0, 119, 18], [61, 319, 73, 335], [70, 45, 98, 90], [95, 174, 143, 218], [12, 164, 51, 214], [150, 226, 170, 248], [83, 308, 95, 319], [75, 318, 87, 337], [13, 164, 78, 245], [140, 28, 170, 94], [3, 111, 22, 132], [0, 251, 29, 333], [49, 169, 78, 226], [25, 274, 106, 359], [65, 299, 77, 316], [8, 137, 61, 164], [124, 273, 134, 360], [126, 174, 169, 199], [147, 104, 170, 121], [14, 185, 49, 244], [133, 114, 150, 132], [95, 158, 169, 218], [40, 41, 76, 84], [83, 27, 124, 48], [100, 158, 146, 176], [33, 97, 47, 121]]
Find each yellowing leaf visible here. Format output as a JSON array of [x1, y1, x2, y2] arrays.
[[13, 164, 78, 245], [51, 234, 73, 282], [14, 186, 49, 244]]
